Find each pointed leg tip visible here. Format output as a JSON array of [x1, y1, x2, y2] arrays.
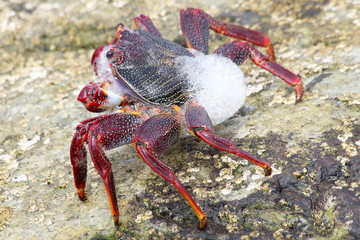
[[198, 216, 208, 229], [77, 188, 87, 201], [295, 93, 303, 104], [113, 215, 120, 227], [264, 165, 272, 177], [295, 82, 303, 104], [295, 96, 302, 104]]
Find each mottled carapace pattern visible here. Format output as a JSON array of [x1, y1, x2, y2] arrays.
[[110, 28, 194, 105]]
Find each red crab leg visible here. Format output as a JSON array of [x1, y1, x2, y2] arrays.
[[70, 126, 88, 200], [134, 14, 162, 38], [133, 114, 207, 229], [71, 115, 116, 200], [180, 8, 210, 54], [185, 103, 272, 176], [180, 8, 275, 60], [215, 40, 303, 102], [70, 113, 143, 226]]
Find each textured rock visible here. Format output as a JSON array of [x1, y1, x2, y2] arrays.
[[0, 0, 359, 239]]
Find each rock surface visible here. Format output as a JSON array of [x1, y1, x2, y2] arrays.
[[1, 0, 359, 239]]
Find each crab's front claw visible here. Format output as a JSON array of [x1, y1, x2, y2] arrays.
[[77, 83, 107, 112], [77, 82, 125, 112]]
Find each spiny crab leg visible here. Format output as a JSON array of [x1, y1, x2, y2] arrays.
[[133, 114, 208, 229], [179, 8, 302, 102], [215, 40, 303, 102], [134, 14, 162, 37], [70, 115, 117, 200], [185, 103, 272, 176], [70, 113, 143, 226], [180, 8, 275, 60], [70, 125, 88, 200]]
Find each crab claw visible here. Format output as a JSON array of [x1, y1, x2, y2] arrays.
[[77, 82, 124, 112], [77, 83, 106, 112]]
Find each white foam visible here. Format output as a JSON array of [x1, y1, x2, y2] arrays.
[[176, 53, 246, 125]]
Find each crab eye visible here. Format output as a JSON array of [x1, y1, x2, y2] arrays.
[[106, 51, 114, 60], [106, 49, 124, 65]]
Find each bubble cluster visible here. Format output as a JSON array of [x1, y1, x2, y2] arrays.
[[176, 53, 246, 125]]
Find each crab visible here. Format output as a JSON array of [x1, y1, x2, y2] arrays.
[[70, 8, 303, 229]]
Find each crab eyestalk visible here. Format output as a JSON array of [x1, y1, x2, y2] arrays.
[[77, 82, 125, 112]]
